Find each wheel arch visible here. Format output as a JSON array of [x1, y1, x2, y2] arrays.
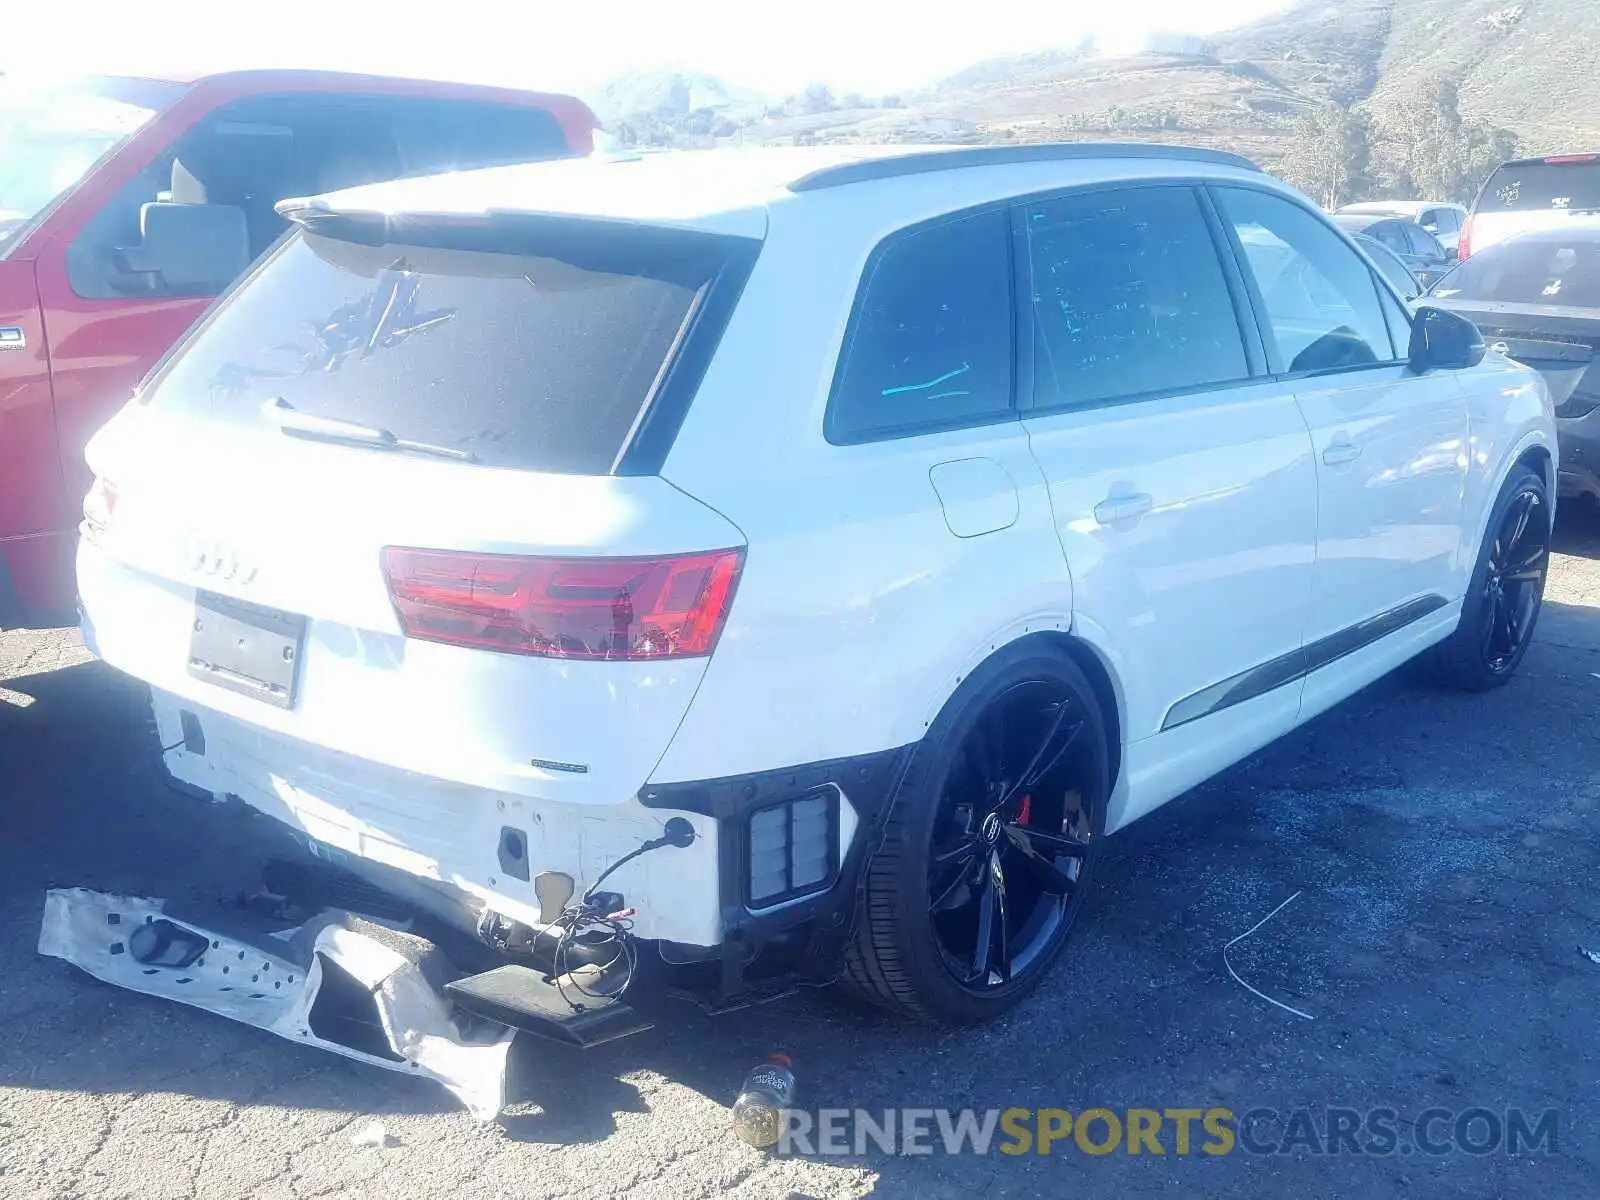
[[921, 626, 1127, 798], [1515, 441, 1554, 500]]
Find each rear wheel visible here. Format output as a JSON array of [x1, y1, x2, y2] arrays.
[[843, 643, 1109, 1024], [1427, 465, 1551, 691]]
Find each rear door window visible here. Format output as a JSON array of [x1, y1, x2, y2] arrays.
[[1403, 224, 1439, 256], [1372, 221, 1409, 254], [827, 207, 1014, 442], [1020, 185, 1249, 408], [1480, 161, 1600, 213], [1215, 186, 1397, 371], [140, 219, 741, 474]]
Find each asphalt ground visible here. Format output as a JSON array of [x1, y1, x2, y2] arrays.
[[3, 510, 1600, 1198]]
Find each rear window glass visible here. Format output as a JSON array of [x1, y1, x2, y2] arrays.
[[1480, 162, 1600, 213], [1432, 233, 1600, 307], [140, 220, 735, 473]]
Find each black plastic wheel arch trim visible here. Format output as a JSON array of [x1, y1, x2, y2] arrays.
[[639, 745, 914, 1000]]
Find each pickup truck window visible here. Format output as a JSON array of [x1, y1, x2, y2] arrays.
[[66, 92, 577, 302]]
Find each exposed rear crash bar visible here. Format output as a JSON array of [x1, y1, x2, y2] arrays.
[[39, 888, 514, 1119]]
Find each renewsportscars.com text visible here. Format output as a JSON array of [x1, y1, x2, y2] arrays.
[[778, 1106, 1559, 1157]]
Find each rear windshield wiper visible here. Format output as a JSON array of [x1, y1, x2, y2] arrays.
[[264, 397, 477, 463]]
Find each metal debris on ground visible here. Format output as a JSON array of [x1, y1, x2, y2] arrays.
[[1222, 890, 1316, 1021], [38, 887, 514, 1120]]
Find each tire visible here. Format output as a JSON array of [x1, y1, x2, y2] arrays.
[[842, 640, 1110, 1025], [1426, 464, 1551, 692]]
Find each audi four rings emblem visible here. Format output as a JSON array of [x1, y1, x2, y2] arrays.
[[186, 535, 258, 583]]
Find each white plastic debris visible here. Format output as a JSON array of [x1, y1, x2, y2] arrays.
[[1581, 946, 1600, 966], [350, 1120, 397, 1148], [39, 888, 513, 1120]]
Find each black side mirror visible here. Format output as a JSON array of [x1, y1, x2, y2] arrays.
[[1409, 305, 1485, 372]]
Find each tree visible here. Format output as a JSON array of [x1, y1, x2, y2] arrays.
[[1371, 77, 1521, 202], [1278, 105, 1372, 209]]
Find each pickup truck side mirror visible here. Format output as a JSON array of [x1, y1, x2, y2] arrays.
[[118, 202, 250, 296], [1410, 305, 1486, 372]]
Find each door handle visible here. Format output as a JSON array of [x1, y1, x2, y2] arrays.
[[1322, 441, 1362, 466], [0, 326, 25, 351], [1093, 492, 1153, 525]]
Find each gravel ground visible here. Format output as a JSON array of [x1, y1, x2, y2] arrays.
[[3, 513, 1600, 1198]]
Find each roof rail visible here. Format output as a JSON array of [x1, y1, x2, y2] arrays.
[[789, 142, 1261, 192]]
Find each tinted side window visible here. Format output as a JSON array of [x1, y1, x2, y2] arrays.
[[1373, 221, 1409, 253], [1403, 224, 1438, 256], [828, 208, 1013, 442], [1022, 186, 1248, 408], [1215, 187, 1396, 373]]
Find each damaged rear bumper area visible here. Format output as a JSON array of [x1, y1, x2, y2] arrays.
[[37, 889, 652, 1126], [40, 888, 514, 1118]]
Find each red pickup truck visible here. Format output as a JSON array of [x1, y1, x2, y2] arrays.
[[0, 70, 596, 624]]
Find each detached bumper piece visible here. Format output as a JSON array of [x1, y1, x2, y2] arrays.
[[39, 888, 513, 1120]]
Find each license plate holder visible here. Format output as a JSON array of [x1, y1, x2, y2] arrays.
[[188, 590, 306, 709]]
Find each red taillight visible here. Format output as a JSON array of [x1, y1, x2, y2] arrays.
[[381, 546, 744, 661], [1458, 214, 1474, 260]]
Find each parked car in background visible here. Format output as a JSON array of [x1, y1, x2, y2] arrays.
[[1334, 212, 1452, 289], [1463, 153, 1600, 259], [1337, 200, 1467, 257], [1353, 233, 1423, 302], [1428, 221, 1600, 500], [0, 70, 596, 625], [77, 144, 1554, 1028]]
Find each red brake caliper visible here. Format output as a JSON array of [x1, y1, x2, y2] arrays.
[[1017, 794, 1032, 826]]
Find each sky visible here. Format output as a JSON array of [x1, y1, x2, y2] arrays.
[[9, 0, 1295, 99]]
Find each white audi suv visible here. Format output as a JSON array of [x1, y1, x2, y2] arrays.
[[77, 144, 1555, 1028]]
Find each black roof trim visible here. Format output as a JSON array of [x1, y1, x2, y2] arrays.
[[788, 142, 1261, 192]]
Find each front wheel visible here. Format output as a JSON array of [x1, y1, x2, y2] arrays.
[[1426, 464, 1551, 691], [842, 642, 1109, 1025]]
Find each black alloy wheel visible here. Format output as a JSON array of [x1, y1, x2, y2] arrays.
[[844, 643, 1109, 1024], [1428, 464, 1550, 691], [926, 680, 1093, 990], [1480, 484, 1549, 673]]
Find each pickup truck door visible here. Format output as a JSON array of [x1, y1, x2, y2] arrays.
[[0, 257, 65, 616]]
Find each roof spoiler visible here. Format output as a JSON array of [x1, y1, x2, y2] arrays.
[[789, 142, 1262, 192]]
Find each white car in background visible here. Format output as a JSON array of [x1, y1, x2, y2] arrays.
[[1464, 153, 1600, 258], [77, 144, 1555, 1027]]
